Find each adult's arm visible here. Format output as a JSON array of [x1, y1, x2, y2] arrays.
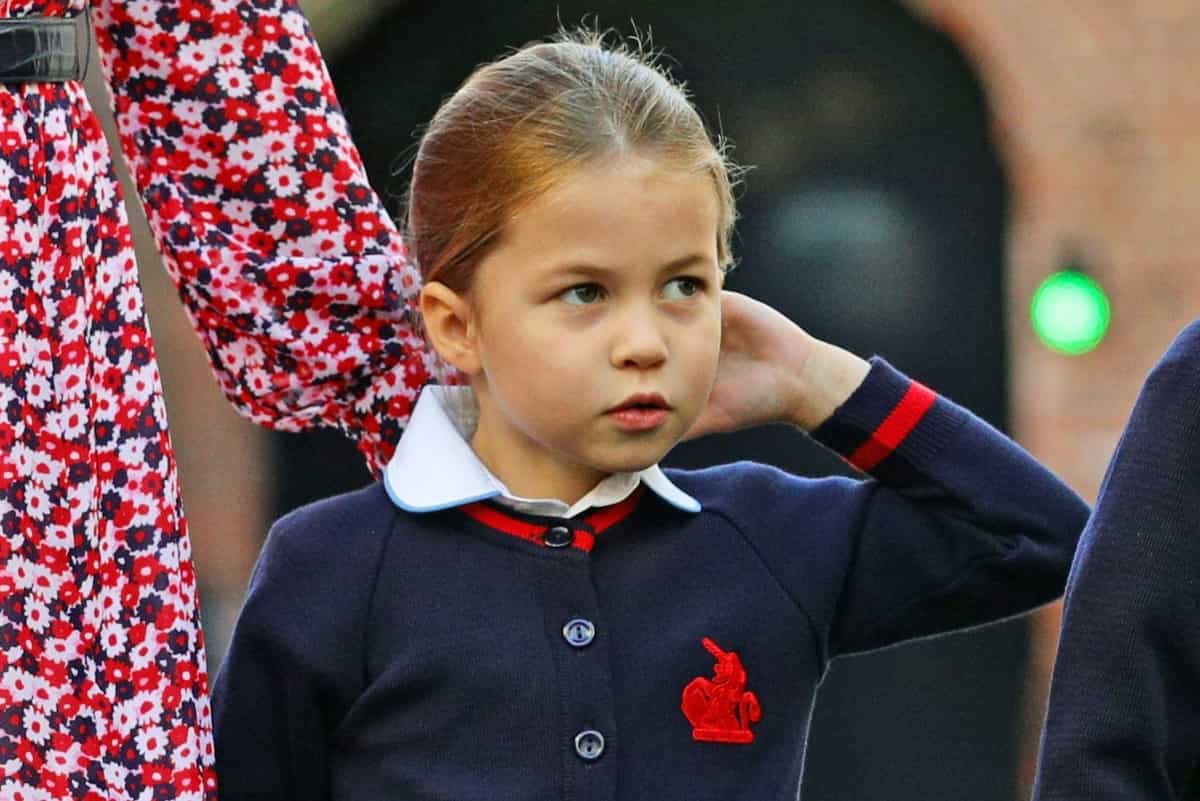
[[89, 0, 430, 475]]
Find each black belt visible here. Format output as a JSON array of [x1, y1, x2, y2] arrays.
[[0, 14, 89, 83]]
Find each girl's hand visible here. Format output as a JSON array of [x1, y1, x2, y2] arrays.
[[684, 291, 871, 439]]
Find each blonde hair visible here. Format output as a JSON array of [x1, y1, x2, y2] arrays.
[[404, 27, 740, 294]]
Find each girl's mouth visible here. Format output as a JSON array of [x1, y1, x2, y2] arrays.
[[608, 394, 671, 431]]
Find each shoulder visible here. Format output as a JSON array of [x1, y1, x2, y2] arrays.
[[233, 485, 401, 671], [271, 481, 397, 538], [256, 482, 400, 580], [1166, 316, 1200, 357], [1143, 317, 1200, 397], [1096, 317, 1200, 509], [664, 460, 871, 527]]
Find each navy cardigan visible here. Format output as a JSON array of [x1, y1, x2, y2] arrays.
[[1034, 319, 1200, 801], [212, 360, 1089, 801]]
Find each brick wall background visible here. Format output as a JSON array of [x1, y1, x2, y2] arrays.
[[903, 1, 1200, 790]]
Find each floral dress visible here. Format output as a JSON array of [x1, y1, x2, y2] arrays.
[[0, 0, 428, 797]]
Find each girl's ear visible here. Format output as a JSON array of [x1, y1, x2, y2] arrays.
[[419, 282, 483, 375]]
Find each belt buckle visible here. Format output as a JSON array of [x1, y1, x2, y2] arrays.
[[0, 12, 90, 83]]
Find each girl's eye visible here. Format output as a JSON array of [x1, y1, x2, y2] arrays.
[[662, 277, 702, 300], [560, 283, 606, 305]]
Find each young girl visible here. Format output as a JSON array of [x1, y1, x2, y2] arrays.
[[211, 30, 1090, 801]]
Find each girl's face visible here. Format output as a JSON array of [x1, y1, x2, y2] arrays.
[[448, 155, 723, 503]]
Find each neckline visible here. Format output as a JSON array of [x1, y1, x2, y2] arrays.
[[457, 487, 645, 553]]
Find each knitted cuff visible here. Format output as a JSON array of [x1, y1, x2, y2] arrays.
[[810, 356, 968, 484]]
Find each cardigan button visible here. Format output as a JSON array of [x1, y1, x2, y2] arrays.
[[574, 729, 605, 761], [543, 525, 574, 548], [562, 618, 595, 648]]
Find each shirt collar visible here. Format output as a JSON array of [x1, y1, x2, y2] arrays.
[[383, 386, 701, 517]]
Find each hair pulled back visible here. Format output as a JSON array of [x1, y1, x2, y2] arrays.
[[405, 28, 739, 293]]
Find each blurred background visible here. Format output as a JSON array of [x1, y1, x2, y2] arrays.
[[85, 1, 1200, 799]]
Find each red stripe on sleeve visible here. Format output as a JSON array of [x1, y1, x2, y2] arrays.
[[847, 382, 937, 472]]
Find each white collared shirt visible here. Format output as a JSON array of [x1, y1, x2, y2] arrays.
[[383, 386, 701, 518]]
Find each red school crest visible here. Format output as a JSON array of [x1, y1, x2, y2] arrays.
[[680, 637, 762, 744]]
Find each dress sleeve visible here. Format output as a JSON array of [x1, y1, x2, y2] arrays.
[[88, 0, 431, 475], [713, 358, 1091, 666], [1033, 320, 1200, 801]]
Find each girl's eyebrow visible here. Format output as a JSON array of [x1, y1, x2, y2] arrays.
[[547, 253, 714, 279]]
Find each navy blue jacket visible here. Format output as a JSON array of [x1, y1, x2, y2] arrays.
[[1034, 320, 1200, 801], [212, 361, 1089, 801]]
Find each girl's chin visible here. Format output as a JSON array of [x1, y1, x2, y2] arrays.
[[583, 440, 680, 475]]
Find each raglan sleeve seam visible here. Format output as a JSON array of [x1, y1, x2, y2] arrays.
[[704, 505, 830, 671], [359, 505, 406, 688]]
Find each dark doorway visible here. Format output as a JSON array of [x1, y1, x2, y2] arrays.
[[274, 1, 1019, 797]]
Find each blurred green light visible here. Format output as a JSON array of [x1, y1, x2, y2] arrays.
[[1030, 271, 1111, 355]]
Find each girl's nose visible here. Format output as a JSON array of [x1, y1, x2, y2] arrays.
[[610, 314, 669, 369]]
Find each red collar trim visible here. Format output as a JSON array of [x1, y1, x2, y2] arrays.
[[459, 488, 644, 553]]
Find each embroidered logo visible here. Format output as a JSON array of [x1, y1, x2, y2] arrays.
[[681, 637, 762, 744]]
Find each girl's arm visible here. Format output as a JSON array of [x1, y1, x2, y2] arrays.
[[691, 291, 1090, 660], [89, 0, 429, 475], [211, 486, 393, 800], [1033, 320, 1200, 801], [810, 361, 1089, 656]]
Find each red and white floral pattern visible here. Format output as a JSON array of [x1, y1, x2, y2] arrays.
[[1, 0, 428, 797]]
